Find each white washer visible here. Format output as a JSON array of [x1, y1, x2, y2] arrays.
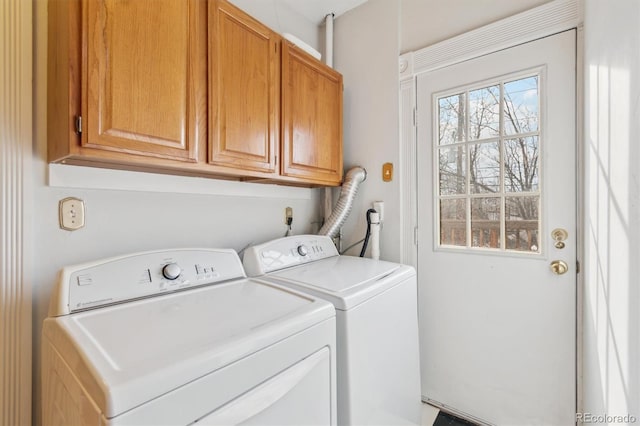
[[243, 235, 422, 425], [42, 248, 336, 425]]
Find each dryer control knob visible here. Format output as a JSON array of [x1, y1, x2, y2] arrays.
[[297, 245, 309, 256], [162, 263, 182, 280]]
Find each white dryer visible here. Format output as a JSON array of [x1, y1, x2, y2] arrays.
[[42, 248, 336, 425], [243, 235, 422, 425]]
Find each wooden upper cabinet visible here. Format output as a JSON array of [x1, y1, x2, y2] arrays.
[[281, 41, 343, 186], [208, 0, 280, 175], [82, 0, 204, 162], [48, 0, 206, 167], [49, 0, 343, 186]]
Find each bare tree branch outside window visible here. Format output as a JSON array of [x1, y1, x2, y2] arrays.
[[437, 75, 540, 252]]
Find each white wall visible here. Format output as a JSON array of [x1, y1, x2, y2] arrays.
[[32, 2, 322, 424], [229, 0, 321, 50], [583, 0, 640, 420], [333, 0, 401, 261], [401, 0, 552, 53]]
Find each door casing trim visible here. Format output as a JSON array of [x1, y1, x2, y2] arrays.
[[399, 0, 581, 79]]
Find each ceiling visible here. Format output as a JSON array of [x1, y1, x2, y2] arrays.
[[279, 0, 369, 24]]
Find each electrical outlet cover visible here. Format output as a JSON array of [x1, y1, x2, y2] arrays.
[[373, 201, 384, 222], [59, 197, 85, 231], [285, 207, 293, 224]]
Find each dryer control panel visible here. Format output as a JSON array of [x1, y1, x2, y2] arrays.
[[49, 248, 245, 316], [243, 235, 339, 276]]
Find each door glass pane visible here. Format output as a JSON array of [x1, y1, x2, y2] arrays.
[[439, 146, 466, 195], [471, 197, 501, 249], [469, 85, 500, 140], [504, 136, 539, 192], [470, 142, 500, 194], [438, 93, 465, 145], [504, 76, 539, 135], [440, 199, 466, 246], [505, 196, 540, 252], [434, 71, 541, 254]]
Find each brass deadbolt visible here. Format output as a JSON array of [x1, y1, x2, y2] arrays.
[[551, 228, 568, 249]]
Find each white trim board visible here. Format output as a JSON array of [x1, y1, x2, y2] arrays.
[[399, 0, 581, 79], [399, 78, 417, 267], [0, 0, 33, 423], [48, 164, 314, 200]]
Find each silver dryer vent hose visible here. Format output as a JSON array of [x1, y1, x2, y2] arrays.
[[318, 166, 367, 239]]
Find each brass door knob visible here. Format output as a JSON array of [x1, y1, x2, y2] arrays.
[[550, 260, 569, 275]]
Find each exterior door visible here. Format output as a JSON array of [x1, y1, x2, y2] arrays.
[[416, 30, 576, 425]]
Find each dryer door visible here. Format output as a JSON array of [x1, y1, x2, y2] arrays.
[[108, 317, 336, 425], [196, 347, 332, 425]]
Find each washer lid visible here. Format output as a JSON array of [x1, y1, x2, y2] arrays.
[[266, 256, 412, 310], [42, 278, 334, 419]]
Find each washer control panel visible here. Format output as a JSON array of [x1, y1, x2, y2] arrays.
[[243, 235, 339, 276], [50, 248, 245, 316]]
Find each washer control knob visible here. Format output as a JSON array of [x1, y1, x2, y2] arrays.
[[297, 245, 309, 256], [162, 263, 182, 280]]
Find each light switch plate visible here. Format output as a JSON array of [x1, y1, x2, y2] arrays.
[[382, 163, 393, 182], [59, 197, 85, 231]]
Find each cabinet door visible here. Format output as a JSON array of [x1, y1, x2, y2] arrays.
[[281, 42, 343, 186], [208, 0, 280, 175], [83, 0, 203, 161]]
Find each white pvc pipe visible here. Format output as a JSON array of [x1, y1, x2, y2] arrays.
[[324, 13, 334, 68], [370, 212, 381, 260], [323, 13, 335, 230]]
